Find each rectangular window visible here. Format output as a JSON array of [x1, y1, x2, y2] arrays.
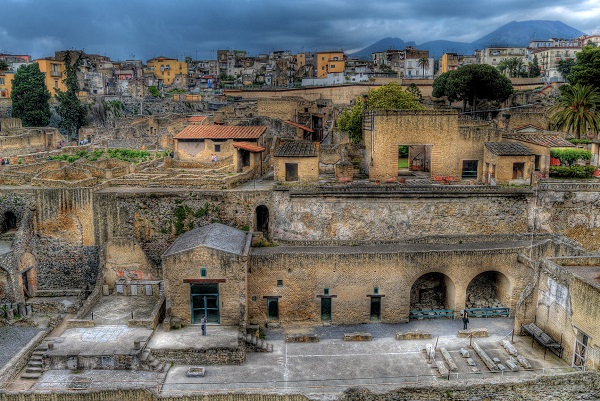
[[513, 162, 525, 179], [374, 287, 379, 295], [277, 279, 283, 287], [0, 78, 4, 85], [324, 288, 329, 295], [285, 163, 298, 181], [462, 160, 478, 179], [200, 268, 207, 277], [214, 144, 221, 152], [54, 80, 59, 89], [534, 155, 541, 171]]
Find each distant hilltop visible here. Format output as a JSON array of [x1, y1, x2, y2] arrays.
[[349, 20, 585, 59]]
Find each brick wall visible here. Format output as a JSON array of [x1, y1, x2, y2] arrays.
[[274, 156, 319, 182]]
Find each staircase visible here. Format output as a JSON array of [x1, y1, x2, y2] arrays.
[[139, 348, 165, 372], [21, 343, 48, 380], [239, 332, 273, 352]]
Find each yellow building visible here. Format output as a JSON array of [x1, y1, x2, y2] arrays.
[[147, 56, 188, 87], [316, 51, 345, 78], [440, 53, 460, 73], [0, 71, 14, 98], [35, 58, 66, 96]]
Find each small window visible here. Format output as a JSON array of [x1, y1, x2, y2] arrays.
[[215, 144, 221, 152], [251, 295, 257, 302], [534, 155, 541, 171], [324, 288, 329, 295], [277, 279, 283, 287], [285, 163, 298, 181], [200, 268, 207, 277], [54, 80, 59, 89], [513, 162, 525, 179], [374, 287, 379, 295]]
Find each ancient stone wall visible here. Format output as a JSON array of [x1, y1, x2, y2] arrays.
[[270, 186, 533, 242], [535, 182, 600, 252], [247, 240, 561, 326], [93, 189, 271, 266]]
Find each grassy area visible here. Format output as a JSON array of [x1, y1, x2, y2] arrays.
[[49, 149, 151, 164], [398, 158, 409, 169]]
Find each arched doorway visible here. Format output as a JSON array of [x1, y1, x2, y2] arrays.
[[410, 272, 456, 312], [256, 205, 269, 239], [466, 271, 512, 310]]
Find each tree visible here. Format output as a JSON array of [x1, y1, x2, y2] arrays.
[[557, 59, 576, 82], [496, 57, 525, 78], [406, 83, 423, 103], [567, 45, 600, 89], [0, 60, 9, 72], [11, 63, 51, 126], [432, 64, 513, 111], [56, 51, 87, 140], [528, 55, 541, 78], [418, 57, 429, 78], [549, 83, 600, 139], [337, 82, 425, 144]]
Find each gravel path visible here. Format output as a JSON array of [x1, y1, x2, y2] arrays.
[[0, 327, 42, 370]]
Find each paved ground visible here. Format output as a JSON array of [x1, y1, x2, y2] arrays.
[[149, 324, 239, 350], [0, 326, 42, 371], [46, 326, 153, 357], [84, 295, 159, 325], [159, 318, 572, 399], [31, 369, 163, 391]]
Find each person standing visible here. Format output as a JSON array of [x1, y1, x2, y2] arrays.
[[462, 310, 469, 330], [201, 315, 207, 336]]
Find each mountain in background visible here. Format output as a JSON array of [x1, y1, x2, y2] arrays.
[[349, 20, 585, 60]]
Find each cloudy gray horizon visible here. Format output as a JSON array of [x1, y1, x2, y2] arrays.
[[1, 0, 599, 61]]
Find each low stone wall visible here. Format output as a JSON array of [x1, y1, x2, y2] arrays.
[[128, 295, 166, 330], [0, 330, 46, 389], [151, 345, 245, 365]]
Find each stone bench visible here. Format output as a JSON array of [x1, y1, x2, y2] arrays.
[[457, 328, 489, 338], [344, 332, 372, 341], [285, 334, 319, 343], [396, 330, 432, 340]]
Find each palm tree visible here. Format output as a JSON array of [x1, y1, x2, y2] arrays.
[[418, 57, 429, 78], [549, 84, 600, 139]]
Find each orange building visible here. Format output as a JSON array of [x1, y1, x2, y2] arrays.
[[0, 71, 14, 98], [35, 58, 67, 96], [316, 51, 345, 78]]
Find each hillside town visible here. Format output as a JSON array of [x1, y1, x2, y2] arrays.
[[1, 17, 600, 401]]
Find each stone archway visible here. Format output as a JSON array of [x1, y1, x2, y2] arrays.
[[466, 271, 512, 309], [2, 211, 17, 233], [410, 272, 456, 311]]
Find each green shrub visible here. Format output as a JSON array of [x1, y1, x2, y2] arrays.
[[549, 165, 597, 178], [550, 149, 592, 166], [568, 139, 592, 145]]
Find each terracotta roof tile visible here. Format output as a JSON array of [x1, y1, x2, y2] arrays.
[[188, 116, 208, 123], [284, 120, 315, 133], [174, 125, 267, 140], [232, 142, 265, 153], [504, 133, 575, 148]]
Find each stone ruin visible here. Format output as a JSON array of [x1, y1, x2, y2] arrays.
[[410, 273, 447, 310], [466, 273, 507, 309]]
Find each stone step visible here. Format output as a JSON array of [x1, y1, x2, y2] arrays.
[[32, 351, 45, 356], [21, 372, 42, 380], [140, 350, 151, 362], [154, 363, 164, 372], [28, 360, 42, 367], [150, 359, 161, 368], [30, 355, 43, 361], [26, 367, 43, 373], [34, 345, 48, 352]]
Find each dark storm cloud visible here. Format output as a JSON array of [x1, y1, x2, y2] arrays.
[[1, 0, 598, 60]]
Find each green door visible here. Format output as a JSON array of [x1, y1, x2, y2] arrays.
[[321, 298, 332, 322], [190, 283, 219, 324]]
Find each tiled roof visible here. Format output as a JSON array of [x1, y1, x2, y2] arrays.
[[284, 120, 315, 133], [485, 142, 533, 156], [174, 125, 267, 140], [232, 142, 265, 153], [504, 133, 575, 148], [162, 223, 249, 257], [513, 124, 545, 132], [187, 115, 207, 123], [274, 141, 318, 157]]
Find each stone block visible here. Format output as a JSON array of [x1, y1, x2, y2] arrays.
[[460, 348, 470, 358], [440, 347, 458, 371], [457, 328, 489, 338], [285, 334, 319, 343], [186, 367, 206, 377], [396, 330, 432, 340], [344, 332, 372, 341], [517, 355, 533, 370], [102, 285, 110, 296]]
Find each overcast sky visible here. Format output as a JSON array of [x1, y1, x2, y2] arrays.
[[1, 0, 599, 61]]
